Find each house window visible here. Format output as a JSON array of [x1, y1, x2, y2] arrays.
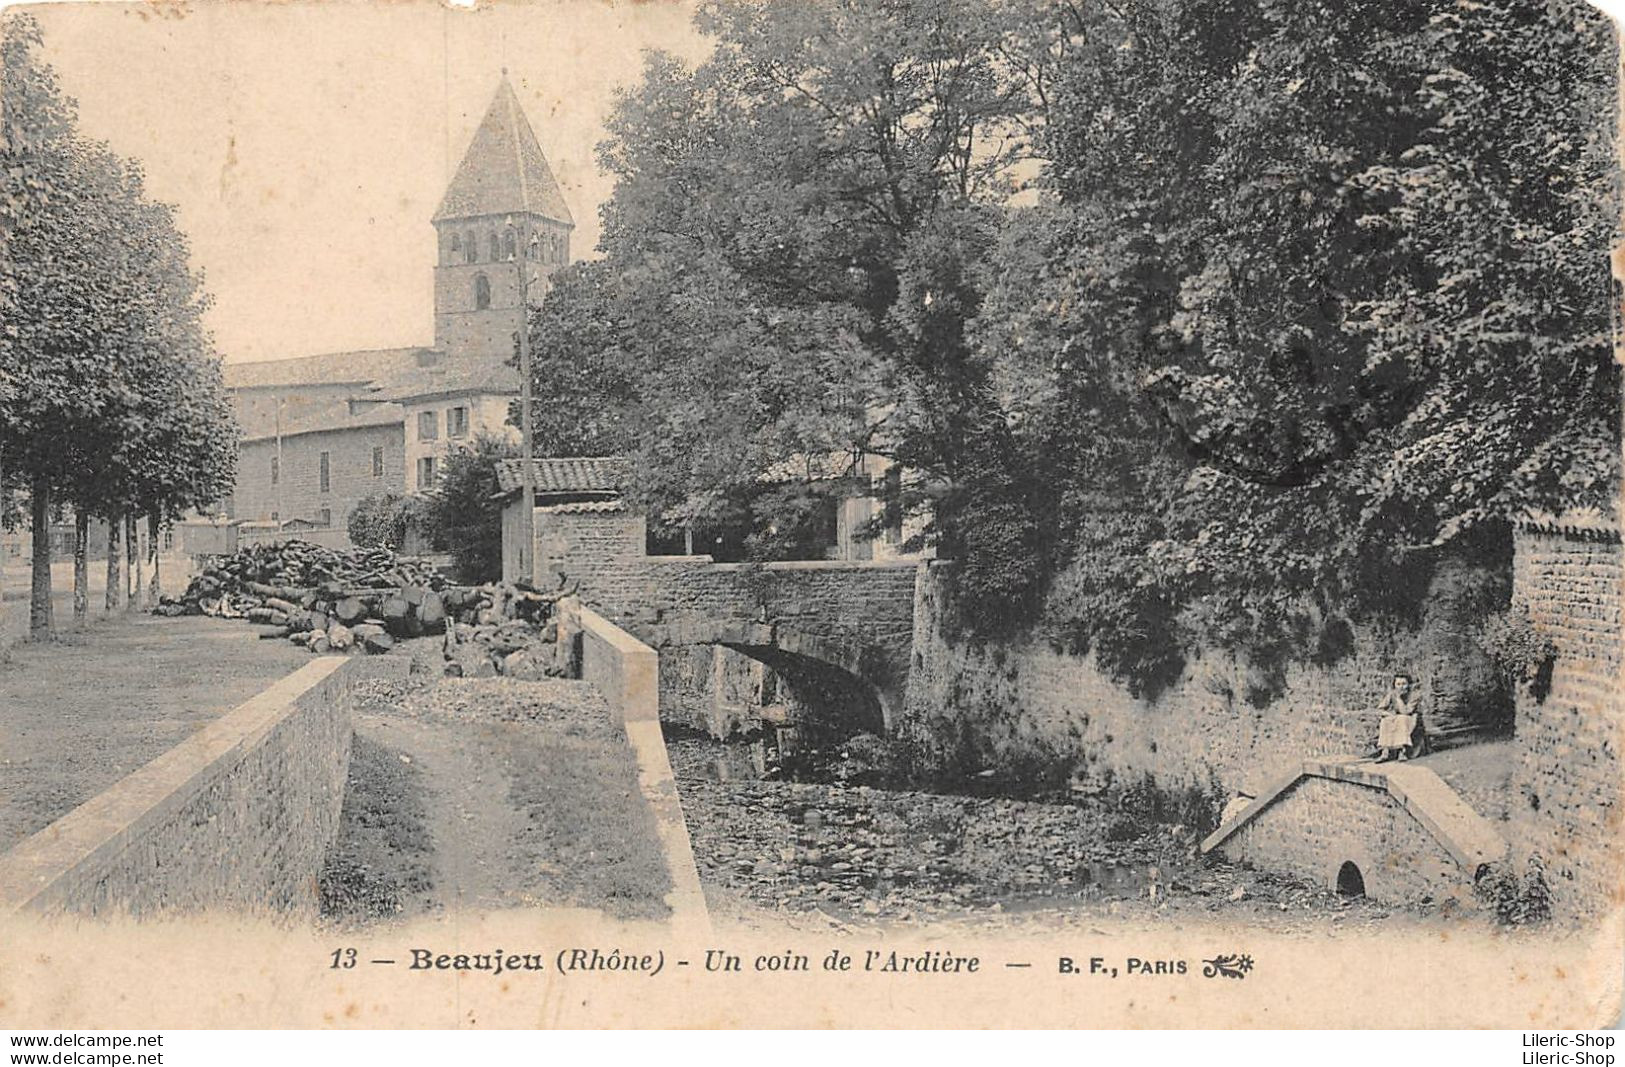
[[163, 527, 174, 552], [417, 456, 436, 486], [372, 445, 384, 477], [319, 451, 330, 493], [418, 410, 439, 441], [319, 508, 332, 527], [474, 273, 491, 310], [270, 455, 279, 485], [448, 406, 468, 438]]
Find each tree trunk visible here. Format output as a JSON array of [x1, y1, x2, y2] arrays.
[[125, 513, 140, 613], [105, 510, 123, 613], [29, 473, 51, 639], [147, 513, 162, 608], [73, 507, 88, 627]]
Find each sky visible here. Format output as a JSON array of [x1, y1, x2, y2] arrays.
[[16, 0, 1623, 366], [20, 0, 710, 364]]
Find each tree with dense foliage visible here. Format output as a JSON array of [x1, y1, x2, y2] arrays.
[[977, 0, 1619, 689], [348, 492, 417, 551], [1, 14, 237, 636], [527, 0, 1056, 614], [416, 433, 519, 583], [3, 12, 81, 636], [530, 0, 1619, 694]]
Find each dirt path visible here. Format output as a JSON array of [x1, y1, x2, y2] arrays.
[[355, 711, 538, 915], [324, 676, 672, 924]]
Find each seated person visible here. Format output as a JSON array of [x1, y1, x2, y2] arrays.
[[1219, 789, 1256, 827], [1373, 672, 1426, 762]]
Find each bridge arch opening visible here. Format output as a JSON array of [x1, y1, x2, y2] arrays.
[[720, 642, 889, 741], [1336, 861, 1366, 898]]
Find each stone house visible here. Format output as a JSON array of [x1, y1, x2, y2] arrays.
[[496, 452, 926, 586], [365, 361, 519, 494]]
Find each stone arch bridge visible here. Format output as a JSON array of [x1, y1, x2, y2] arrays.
[[566, 555, 921, 738]]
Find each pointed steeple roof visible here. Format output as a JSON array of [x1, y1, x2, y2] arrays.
[[434, 75, 574, 226]]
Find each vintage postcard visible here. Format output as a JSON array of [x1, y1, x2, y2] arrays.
[[0, 0, 1622, 1037]]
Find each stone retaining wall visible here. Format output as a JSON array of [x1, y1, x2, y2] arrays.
[[1508, 519, 1623, 923], [576, 603, 659, 723], [0, 654, 400, 918], [900, 563, 1398, 800]]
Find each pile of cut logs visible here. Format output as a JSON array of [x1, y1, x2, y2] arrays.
[[439, 583, 572, 678], [156, 541, 453, 654], [157, 541, 569, 668]]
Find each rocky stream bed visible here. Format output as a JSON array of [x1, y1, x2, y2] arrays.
[[667, 736, 1478, 934]]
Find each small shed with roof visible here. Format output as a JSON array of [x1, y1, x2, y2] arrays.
[[495, 457, 643, 585]]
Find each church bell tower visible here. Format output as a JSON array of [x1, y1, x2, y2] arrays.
[[433, 74, 574, 362]]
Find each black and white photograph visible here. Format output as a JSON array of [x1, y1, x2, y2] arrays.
[[0, 0, 1621, 1041]]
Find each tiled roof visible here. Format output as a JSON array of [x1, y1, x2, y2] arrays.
[[534, 499, 627, 515], [435, 77, 574, 226], [368, 359, 520, 402], [241, 403, 404, 444], [223, 347, 443, 390], [495, 456, 631, 496]]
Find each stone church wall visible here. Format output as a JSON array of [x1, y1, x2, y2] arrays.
[[235, 423, 404, 534]]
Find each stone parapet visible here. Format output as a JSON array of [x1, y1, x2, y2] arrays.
[[1201, 758, 1507, 905], [570, 601, 708, 925], [0, 655, 385, 918]]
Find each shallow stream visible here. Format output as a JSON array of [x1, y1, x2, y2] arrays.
[[665, 731, 1183, 923]]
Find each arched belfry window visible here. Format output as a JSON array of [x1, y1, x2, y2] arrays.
[[448, 232, 461, 263], [465, 231, 477, 263], [489, 233, 500, 261], [474, 273, 491, 310], [503, 232, 517, 260]]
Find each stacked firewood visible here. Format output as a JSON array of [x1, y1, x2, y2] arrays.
[[157, 540, 450, 654], [156, 541, 569, 665], [439, 584, 571, 678]]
